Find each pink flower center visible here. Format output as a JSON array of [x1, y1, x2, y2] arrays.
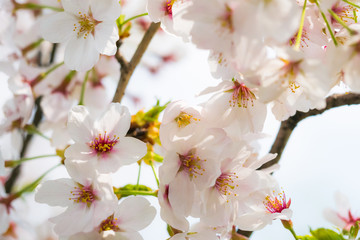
[[89, 131, 119, 154], [338, 210, 360, 231], [99, 214, 121, 232], [179, 150, 206, 179], [69, 184, 97, 207], [164, 0, 175, 19], [229, 80, 256, 108], [331, 2, 358, 26], [263, 191, 291, 214], [73, 11, 100, 39], [215, 172, 239, 201], [289, 28, 310, 49]]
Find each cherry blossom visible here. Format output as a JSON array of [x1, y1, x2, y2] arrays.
[[65, 103, 147, 174], [40, 0, 121, 71], [35, 161, 118, 236]]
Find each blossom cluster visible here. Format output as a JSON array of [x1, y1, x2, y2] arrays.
[[0, 0, 360, 239]]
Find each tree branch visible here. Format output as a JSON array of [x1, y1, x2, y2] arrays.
[[112, 22, 161, 103], [260, 93, 360, 170], [237, 93, 360, 238], [5, 97, 43, 193]]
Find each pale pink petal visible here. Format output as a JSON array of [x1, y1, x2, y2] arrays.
[[35, 179, 76, 207], [168, 172, 195, 217], [110, 137, 147, 166], [90, 0, 121, 21], [115, 197, 156, 231], [112, 232, 143, 240], [40, 12, 77, 43], [159, 151, 181, 184], [94, 23, 118, 55], [0, 205, 9, 234], [62, 0, 90, 16], [64, 35, 99, 72], [95, 103, 130, 137], [67, 105, 93, 143]]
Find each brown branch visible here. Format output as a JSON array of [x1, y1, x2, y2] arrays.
[[112, 22, 161, 103], [5, 97, 43, 193], [237, 93, 360, 238], [260, 93, 360, 170]]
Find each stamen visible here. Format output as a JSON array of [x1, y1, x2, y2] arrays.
[[179, 149, 206, 179], [227, 80, 256, 108], [219, 4, 234, 32], [263, 190, 291, 214], [73, 11, 100, 39], [215, 172, 239, 202], [164, 0, 176, 19], [99, 214, 121, 233], [69, 184, 97, 207], [279, 58, 302, 93], [89, 131, 119, 154], [174, 112, 199, 128]]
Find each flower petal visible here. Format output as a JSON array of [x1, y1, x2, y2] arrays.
[[94, 23, 118, 55], [67, 105, 93, 143], [64, 35, 99, 72], [115, 197, 156, 231], [90, 0, 121, 21], [40, 12, 77, 43], [62, 0, 90, 16]]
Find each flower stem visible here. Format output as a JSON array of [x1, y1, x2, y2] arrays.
[[136, 163, 142, 190], [150, 161, 160, 187], [314, 1, 338, 46], [294, 0, 307, 50], [328, 9, 356, 35], [114, 189, 158, 197], [24, 124, 50, 141], [78, 70, 90, 105], [15, 163, 61, 196], [15, 2, 63, 12], [281, 220, 298, 240], [342, 0, 360, 9], [122, 13, 148, 26], [5, 154, 58, 167], [31, 62, 64, 87]]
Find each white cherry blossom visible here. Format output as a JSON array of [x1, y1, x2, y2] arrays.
[[40, 0, 121, 71], [65, 103, 147, 174], [35, 161, 118, 237]]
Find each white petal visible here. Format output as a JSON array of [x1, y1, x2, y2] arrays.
[[110, 137, 147, 166], [95, 103, 130, 137], [168, 173, 195, 217], [35, 178, 75, 207], [94, 23, 118, 55], [115, 197, 156, 231], [0, 205, 10, 234], [40, 12, 77, 43], [90, 0, 121, 21], [112, 232, 143, 240], [64, 35, 99, 72], [159, 151, 181, 184], [62, 0, 90, 16], [67, 105, 93, 143]]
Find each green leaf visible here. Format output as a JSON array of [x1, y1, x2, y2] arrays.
[[310, 228, 345, 240], [298, 236, 317, 240], [143, 100, 169, 122], [350, 222, 360, 239]]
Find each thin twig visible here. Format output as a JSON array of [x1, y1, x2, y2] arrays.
[[260, 93, 360, 170], [112, 22, 161, 103], [237, 93, 360, 238], [5, 97, 43, 193]]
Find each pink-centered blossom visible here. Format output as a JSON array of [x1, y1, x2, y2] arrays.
[[65, 103, 147, 174], [40, 0, 121, 71], [68, 196, 156, 240], [35, 161, 118, 236]]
